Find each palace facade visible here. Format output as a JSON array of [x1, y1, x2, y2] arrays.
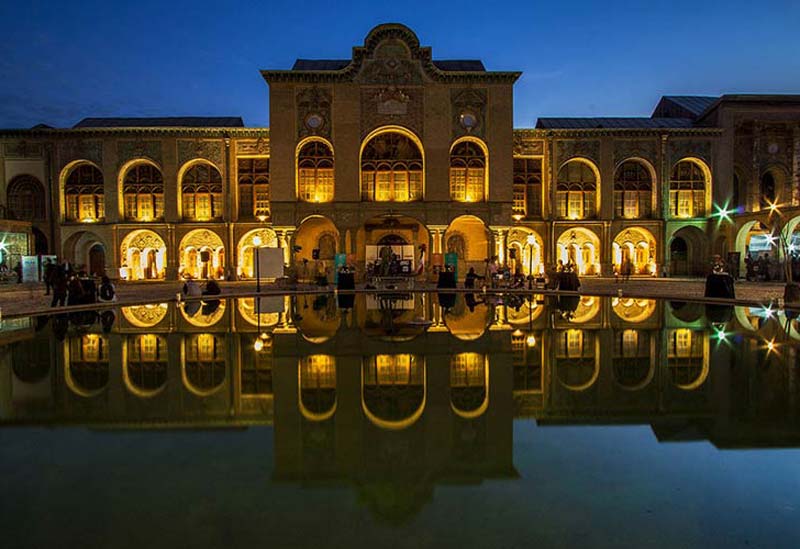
[[1, 23, 800, 281]]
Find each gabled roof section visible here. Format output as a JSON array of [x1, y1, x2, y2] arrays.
[[535, 117, 694, 129], [652, 96, 718, 120], [73, 117, 245, 128], [263, 23, 518, 84]]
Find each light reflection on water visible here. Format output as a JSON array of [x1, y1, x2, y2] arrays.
[[1, 293, 799, 548]]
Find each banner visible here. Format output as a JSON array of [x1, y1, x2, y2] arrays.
[[444, 252, 459, 280], [21, 256, 38, 282], [334, 253, 347, 283]]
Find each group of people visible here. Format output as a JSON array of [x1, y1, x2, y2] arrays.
[[44, 259, 116, 308]]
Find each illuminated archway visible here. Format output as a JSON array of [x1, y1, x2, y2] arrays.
[[360, 126, 424, 202], [449, 137, 488, 203], [444, 296, 491, 340], [237, 228, 278, 279], [449, 353, 489, 419], [120, 229, 166, 280], [60, 160, 104, 223], [669, 158, 711, 218], [293, 215, 339, 282], [557, 228, 601, 275], [361, 355, 425, 430], [179, 229, 225, 280], [180, 299, 226, 327], [613, 227, 657, 275], [506, 226, 544, 277], [612, 298, 656, 323], [237, 297, 280, 328], [444, 214, 491, 280], [121, 303, 169, 327], [570, 296, 601, 324], [298, 355, 337, 421]]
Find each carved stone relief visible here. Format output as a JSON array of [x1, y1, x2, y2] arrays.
[[613, 139, 658, 166], [177, 139, 224, 169], [452, 88, 487, 139], [668, 139, 712, 166], [361, 87, 423, 137], [513, 137, 544, 156], [117, 139, 162, 167], [57, 139, 103, 169], [236, 137, 270, 156], [296, 86, 332, 139], [556, 140, 601, 164], [4, 141, 43, 158]]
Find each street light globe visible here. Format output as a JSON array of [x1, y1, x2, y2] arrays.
[[253, 339, 264, 352], [253, 235, 262, 246], [526, 234, 538, 246], [526, 335, 537, 347]]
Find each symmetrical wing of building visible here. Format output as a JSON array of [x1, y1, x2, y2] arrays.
[[1, 23, 800, 280]]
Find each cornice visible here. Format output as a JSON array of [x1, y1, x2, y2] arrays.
[[514, 127, 723, 138], [0, 127, 270, 139]]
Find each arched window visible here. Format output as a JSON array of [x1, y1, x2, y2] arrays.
[[513, 157, 543, 218], [669, 161, 706, 218], [556, 161, 597, 219], [7, 175, 45, 221], [298, 141, 334, 202], [237, 158, 270, 219], [760, 171, 776, 209], [361, 132, 423, 202], [123, 164, 164, 221], [450, 141, 485, 202], [181, 163, 223, 221], [65, 164, 104, 222], [614, 161, 652, 219]]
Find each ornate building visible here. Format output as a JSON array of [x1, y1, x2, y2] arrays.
[[1, 24, 800, 280]]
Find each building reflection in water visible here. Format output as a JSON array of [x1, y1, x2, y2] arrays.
[[1, 293, 800, 520]]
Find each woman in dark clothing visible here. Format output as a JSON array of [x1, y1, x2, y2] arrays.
[[50, 270, 68, 307], [66, 276, 85, 306]]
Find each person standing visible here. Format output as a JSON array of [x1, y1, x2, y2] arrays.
[[50, 269, 68, 307], [98, 276, 116, 303], [43, 260, 54, 295]]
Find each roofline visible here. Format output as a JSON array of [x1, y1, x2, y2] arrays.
[[696, 94, 800, 122], [261, 68, 522, 84], [513, 127, 722, 137], [0, 127, 270, 137]]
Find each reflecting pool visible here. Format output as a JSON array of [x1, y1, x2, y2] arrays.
[[1, 293, 799, 548]]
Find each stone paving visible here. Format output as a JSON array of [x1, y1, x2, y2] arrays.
[[0, 277, 786, 318]]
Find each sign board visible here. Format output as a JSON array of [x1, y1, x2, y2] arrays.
[[334, 253, 347, 283], [21, 256, 39, 282], [444, 252, 459, 280], [256, 247, 285, 279]]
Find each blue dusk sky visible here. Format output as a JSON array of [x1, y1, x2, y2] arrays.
[[1, 0, 798, 129]]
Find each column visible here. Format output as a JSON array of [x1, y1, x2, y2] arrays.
[[752, 124, 761, 211], [427, 224, 448, 266], [793, 126, 800, 207], [490, 227, 509, 266]]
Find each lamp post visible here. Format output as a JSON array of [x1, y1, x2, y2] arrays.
[[253, 235, 262, 293], [526, 234, 537, 290]]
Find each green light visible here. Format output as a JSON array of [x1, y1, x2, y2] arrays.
[[713, 203, 732, 221]]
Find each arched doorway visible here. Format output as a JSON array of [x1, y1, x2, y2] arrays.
[[120, 230, 167, 280], [556, 228, 601, 275], [237, 228, 278, 279], [88, 244, 105, 277], [506, 227, 544, 277], [293, 216, 339, 282], [358, 213, 429, 277], [669, 226, 707, 276], [444, 215, 491, 280], [613, 227, 657, 276], [179, 229, 225, 280]]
